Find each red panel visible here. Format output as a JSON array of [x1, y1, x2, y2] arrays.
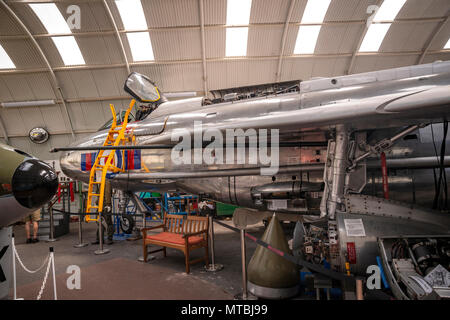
[[347, 242, 357, 264]]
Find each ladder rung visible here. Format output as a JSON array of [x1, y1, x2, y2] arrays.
[[89, 193, 101, 196]]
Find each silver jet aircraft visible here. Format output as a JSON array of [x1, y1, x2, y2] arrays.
[[59, 61, 450, 285]]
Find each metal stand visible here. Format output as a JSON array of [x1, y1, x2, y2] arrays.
[[50, 247, 57, 300], [74, 186, 88, 248], [240, 228, 248, 299], [94, 213, 110, 255], [46, 206, 57, 242], [74, 216, 88, 248], [205, 215, 223, 272]]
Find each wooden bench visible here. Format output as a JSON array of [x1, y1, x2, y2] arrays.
[[141, 214, 209, 273]]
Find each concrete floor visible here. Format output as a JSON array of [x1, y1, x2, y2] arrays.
[[8, 217, 292, 300]]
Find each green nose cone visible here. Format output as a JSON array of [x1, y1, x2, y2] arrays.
[[247, 215, 300, 298]]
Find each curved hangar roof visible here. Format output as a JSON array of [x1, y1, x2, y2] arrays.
[[0, 0, 449, 160]]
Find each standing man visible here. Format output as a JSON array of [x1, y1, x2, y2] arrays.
[[23, 209, 41, 243]]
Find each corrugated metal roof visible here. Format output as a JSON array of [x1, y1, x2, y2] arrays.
[[142, 0, 200, 28], [380, 21, 438, 52], [0, 38, 44, 69], [151, 28, 202, 61], [0, 0, 449, 159], [247, 26, 283, 57], [250, 0, 291, 24]]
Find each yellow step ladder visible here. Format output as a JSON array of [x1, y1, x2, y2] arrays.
[[85, 99, 136, 222]]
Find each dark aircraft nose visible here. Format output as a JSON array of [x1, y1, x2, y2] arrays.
[[11, 159, 59, 209]]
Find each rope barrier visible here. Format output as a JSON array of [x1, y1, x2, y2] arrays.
[[212, 219, 354, 284], [36, 254, 53, 300], [14, 246, 49, 274], [12, 236, 57, 300], [51, 208, 144, 217]]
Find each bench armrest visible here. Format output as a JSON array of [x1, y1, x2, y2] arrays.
[[141, 224, 165, 237], [183, 229, 208, 238]]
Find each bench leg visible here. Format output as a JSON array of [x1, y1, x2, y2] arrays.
[[143, 242, 148, 262], [163, 247, 167, 257]]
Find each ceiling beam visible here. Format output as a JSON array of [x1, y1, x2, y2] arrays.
[[102, 0, 130, 75], [0, 0, 76, 140], [0, 17, 447, 41], [199, 0, 208, 96], [417, 11, 450, 65], [276, 0, 296, 83]]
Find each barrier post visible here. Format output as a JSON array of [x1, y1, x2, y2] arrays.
[[74, 183, 88, 248], [46, 205, 57, 242], [205, 215, 223, 272], [50, 247, 57, 300], [11, 233, 17, 300], [94, 212, 110, 255], [240, 228, 248, 300]]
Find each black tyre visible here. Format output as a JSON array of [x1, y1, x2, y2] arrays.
[[119, 214, 135, 234]]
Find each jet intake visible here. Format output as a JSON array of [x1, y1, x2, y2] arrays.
[[11, 159, 59, 209]]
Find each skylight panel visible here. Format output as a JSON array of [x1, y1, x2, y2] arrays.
[[373, 0, 407, 22], [52, 36, 85, 66], [126, 32, 154, 61], [444, 38, 450, 49], [301, 0, 331, 24], [0, 44, 15, 69], [29, 3, 71, 34], [115, 0, 147, 31], [359, 23, 391, 52], [226, 0, 252, 25], [294, 25, 321, 54], [226, 27, 248, 57]]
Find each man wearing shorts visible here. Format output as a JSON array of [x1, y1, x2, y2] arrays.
[[23, 209, 41, 243]]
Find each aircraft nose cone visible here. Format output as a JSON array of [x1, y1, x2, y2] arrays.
[[11, 159, 59, 209]]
